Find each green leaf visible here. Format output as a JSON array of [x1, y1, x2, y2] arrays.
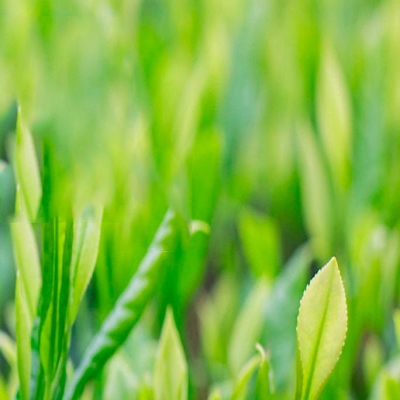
[[231, 354, 260, 400], [10, 218, 41, 319], [69, 206, 103, 322], [0, 331, 16, 369], [198, 274, 239, 370], [14, 107, 42, 220], [263, 245, 310, 390], [371, 370, 400, 400], [15, 274, 33, 400], [296, 123, 333, 259], [254, 345, 275, 400], [30, 219, 74, 400], [394, 309, 400, 351], [317, 42, 352, 192], [238, 208, 280, 280], [154, 308, 188, 400], [228, 280, 269, 375], [11, 217, 42, 400], [63, 210, 182, 400], [296, 257, 347, 400], [207, 389, 223, 400], [137, 375, 154, 400], [103, 354, 138, 400], [0, 330, 18, 397]]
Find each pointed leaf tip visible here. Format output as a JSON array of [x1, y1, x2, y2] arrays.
[[296, 257, 347, 400]]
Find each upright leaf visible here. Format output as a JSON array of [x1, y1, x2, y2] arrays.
[[69, 206, 103, 322], [14, 107, 42, 220], [238, 208, 280, 279], [11, 218, 41, 400], [154, 308, 188, 400], [228, 280, 269, 375], [231, 354, 260, 400], [10, 218, 41, 318], [317, 42, 352, 192], [296, 257, 347, 400], [254, 345, 275, 400], [296, 123, 333, 259], [63, 210, 182, 400]]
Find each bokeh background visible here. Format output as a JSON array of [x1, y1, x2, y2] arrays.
[[1, 0, 400, 398]]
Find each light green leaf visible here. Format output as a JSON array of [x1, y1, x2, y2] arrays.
[[198, 274, 239, 369], [0, 330, 18, 397], [207, 389, 223, 400], [0, 331, 16, 369], [10, 218, 41, 319], [228, 280, 269, 375], [317, 42, 352, 192], [15, 274, 32, 400], [263, 245, 310, 390], [103, 354, 138, 400], [254, 345, 275, 400], [363, 335, 384, 391], [64, 210, 181, 400], [296, 257, 347, 400], [296, 123, 333, 259], [11, 217, 42, 400], [371, 370, 400, 400], [394, 309, 400, 351], [69, 206, 103, 322], [238, 208, 280, 279], [154, 308, 188, 400], [14, 107, 42, 220], [231, 354, 260, 400], [137, 374, 154, 400]]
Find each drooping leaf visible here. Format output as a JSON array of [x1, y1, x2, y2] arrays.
[[63, 210, 182, 400], [154, 308, 188, 400], [296, 257, 347, 400]]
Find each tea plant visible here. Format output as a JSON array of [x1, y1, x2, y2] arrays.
[[2, 0, 400, 399], [0, 110, 350, 400]]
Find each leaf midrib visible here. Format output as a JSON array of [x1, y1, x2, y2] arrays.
[[302, 268, 334, 400]]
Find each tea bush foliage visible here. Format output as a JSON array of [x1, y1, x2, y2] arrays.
[[1, 0, 400, 399]]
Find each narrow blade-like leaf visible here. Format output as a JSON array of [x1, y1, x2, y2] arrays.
[[69, 206, 103, 322], [64, 210, 182, 400], [14, 107, 42, 221]]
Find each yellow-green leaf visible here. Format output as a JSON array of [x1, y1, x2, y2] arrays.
[[154, 308, 188, 400], [14, 107, 42, 220], [296, 257, 347, 400], [69, 205, 103, 322], [296, 122, 333, 259], [317, 43, 352, 193]]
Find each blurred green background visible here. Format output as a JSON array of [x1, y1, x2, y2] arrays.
[[1, 0, 400, 398]]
